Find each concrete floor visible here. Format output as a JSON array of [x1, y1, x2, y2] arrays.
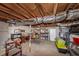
[[22, 40, 69, 56], [0, 40, 69, 56]]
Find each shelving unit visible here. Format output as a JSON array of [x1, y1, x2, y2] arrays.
[[5, 39, 22, 56], [5, 32, 22, 56], [31, 28, 49, 40], [40, 28, 49, 40]]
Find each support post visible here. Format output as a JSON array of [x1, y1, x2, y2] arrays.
[[29, 25, 32, 52]]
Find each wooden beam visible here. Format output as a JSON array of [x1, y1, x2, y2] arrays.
[[40, 4, 50, 16], [32, 23, 57, 27], [0, 10, 21, 20], [17, 3, 36, 18], [0, 4, 27, 20], [0, 9, 22, 21], [0, 16, 10, 20], [34, 3, 45, 17], [53, 3, 58, 15], [37, 4, 46, 16], [65, 4, 74, 11], [72, 3, 78, 9], [22, 4, 38, 18], [14, 4, 30, 19]]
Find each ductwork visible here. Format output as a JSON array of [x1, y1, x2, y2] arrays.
[[7, 9, 79, 26], [67, 9, 79, 20], [33, 11, 67, 23], [31, 9, 79, 24]]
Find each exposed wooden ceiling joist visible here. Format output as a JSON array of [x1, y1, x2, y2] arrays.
[[53, 3, 58, 15], [0, 16, 10, 20], [0, 4, 24, 20], [72, 3, 79, 9], [32, 23, 57, 27], [0, 3, 79, 25], [65, 4, 75, 11], [17, 3, 36, 18], [35, 3, 45, 17], [0, 9, 22, 21], [0, 9, 21, 20], [13, 4, 30, 19], [0, 4, 29, 20]]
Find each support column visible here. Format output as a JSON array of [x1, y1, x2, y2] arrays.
[[29, 25, 32, 52]]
